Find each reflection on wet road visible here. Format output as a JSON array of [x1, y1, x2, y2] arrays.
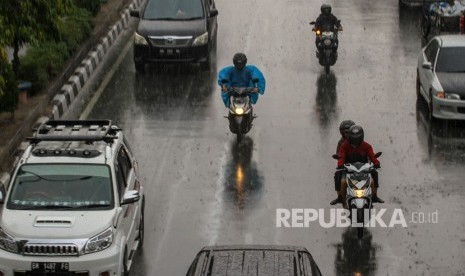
[[222, 137, 264, 210], [334, 228, 379, 276], [77, 0, 465, 275], [315, 72, 338, 128]]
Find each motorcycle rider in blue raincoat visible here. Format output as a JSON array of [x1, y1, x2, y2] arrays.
[[217, 53, 266, 107]]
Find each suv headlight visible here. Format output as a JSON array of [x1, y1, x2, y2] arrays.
[[192, 32, 208, 46], [84, 228, 113, 254], [134, 32, 148, 45], [0, 227, 19, 253], [445, 93, 460, 100]]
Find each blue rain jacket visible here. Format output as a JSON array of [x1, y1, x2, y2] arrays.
[[217, 65, 266, 107]]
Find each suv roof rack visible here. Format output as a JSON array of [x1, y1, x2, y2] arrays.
[[28, 120, 121, 143]]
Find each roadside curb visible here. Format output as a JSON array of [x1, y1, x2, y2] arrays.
[[50, 0, 142, 120]]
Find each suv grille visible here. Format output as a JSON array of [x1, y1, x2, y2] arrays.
[[149, 36, 192, 46], [23, 244, 79, 256]]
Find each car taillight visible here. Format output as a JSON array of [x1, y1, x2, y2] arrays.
[[460, 15, 464, 34]]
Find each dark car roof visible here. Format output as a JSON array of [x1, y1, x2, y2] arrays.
[[186, 245, 322, 276]]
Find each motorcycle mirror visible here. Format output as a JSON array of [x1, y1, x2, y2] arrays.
[[374, 152, 382, 158], [309, 21, 316, 25], [332, 154, 340, 159], [221, 79, 228, 84], [252, 78, 259, 84]]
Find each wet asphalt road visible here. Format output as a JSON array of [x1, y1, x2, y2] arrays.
[[68, 0, 465, 275]]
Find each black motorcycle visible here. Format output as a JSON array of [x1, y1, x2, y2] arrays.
[[310, 21, 341, 74], [225, 86, 258, 143]]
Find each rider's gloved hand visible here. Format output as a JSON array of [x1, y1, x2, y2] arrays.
[[252, 87, 259, 93], [374, 163, 381, 169]]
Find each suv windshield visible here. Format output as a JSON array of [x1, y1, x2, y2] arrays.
[[143, 0, 204, 20], [7, 164, 113, 210], [436, 47, 465, 73]]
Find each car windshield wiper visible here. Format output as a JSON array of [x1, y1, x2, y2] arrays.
[[439, 70, 465, 73], [145, 17, 177, 21], [18, 170, 93, 182], [12, 205, 76, 210], [179, 17, 203, 20], [68, 204, 111, 209], [12, 204, 110, 210]]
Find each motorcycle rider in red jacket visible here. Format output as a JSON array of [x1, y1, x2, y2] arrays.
[[330, 120, 355, 205], [337, 125, 384, 205]]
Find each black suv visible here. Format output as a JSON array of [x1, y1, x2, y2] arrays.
[[130, 0, 218, 72]]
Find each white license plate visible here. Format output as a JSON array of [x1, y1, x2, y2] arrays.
[[31, 262, 69, 272]]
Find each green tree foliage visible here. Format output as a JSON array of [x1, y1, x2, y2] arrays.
[[58, 8, 93, 54], [0, 48, 18, 114], [72, 0, 101, 15], [18, 42, 69, 94], [0, 0, 73, 74]]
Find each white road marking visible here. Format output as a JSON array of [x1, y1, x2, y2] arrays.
[[80, 39, 133, 120]]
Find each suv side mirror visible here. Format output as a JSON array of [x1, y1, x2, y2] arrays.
[[422, 62, 432, 70], [210, 9, 219, 17], [130, 9, 140, 18], [121, 190, 140, 205], [0, 173, 10, 204], [0, 185, 6, 204]]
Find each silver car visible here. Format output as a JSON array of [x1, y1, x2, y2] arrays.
[[417, 35, 465, 120]]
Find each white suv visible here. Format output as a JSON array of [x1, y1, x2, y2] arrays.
[[0, 120, 145, 276]]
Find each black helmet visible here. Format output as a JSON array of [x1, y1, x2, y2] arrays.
[[339, 120, 355, 136], [348, 125, 364, 147], [233, 53, 247, 70], [321, 4, 332, 16]]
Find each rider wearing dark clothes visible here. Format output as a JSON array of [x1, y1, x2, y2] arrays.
[[337, 125, 384, 204], [313, 4, 342, 53], [330, 120, 355, 205]]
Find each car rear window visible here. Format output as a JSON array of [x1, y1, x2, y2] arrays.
[[143, 0, 204, 20], [436, 47, 465, 73]]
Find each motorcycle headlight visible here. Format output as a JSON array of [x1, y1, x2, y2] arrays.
[[0, 227, 19, 253], [354, 189, 366, 198], [192, 32, 208, 46], [316, 30, 321, 35], [235, 107, 244, 115], [134, 32, 148, 45], [84, 228, 113, 254]]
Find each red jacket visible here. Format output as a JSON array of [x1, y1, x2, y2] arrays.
[[337, 140, 380, 167]]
